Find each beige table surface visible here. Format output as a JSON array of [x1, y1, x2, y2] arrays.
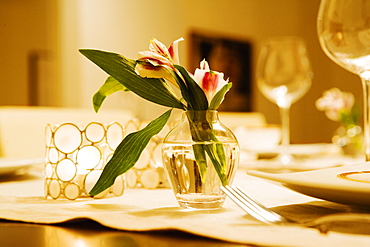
[[1, 157, 370, 247]]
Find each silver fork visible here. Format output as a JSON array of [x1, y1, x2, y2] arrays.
[[221, 185, 294, 225], [221, 185, 370, 234]]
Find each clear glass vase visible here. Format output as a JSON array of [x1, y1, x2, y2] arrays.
[[162, 110, 240, 209]]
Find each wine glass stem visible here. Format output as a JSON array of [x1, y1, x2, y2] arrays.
[[361, 76, 370, 161], [279, 105, 291, 161]]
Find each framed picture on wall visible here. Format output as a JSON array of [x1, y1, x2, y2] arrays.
[[189, 31, 253, 112]]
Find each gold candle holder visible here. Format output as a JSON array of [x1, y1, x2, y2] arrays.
[[44, 122, 125, 200]]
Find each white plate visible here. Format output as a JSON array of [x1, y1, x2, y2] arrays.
[[248, 162, 370, 207], [0, 158, 43, 176], [255, 143, 340, 157], [245, 143, 341, 160]]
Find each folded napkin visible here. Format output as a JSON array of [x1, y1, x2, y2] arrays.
[[1, 172, 370, 247]]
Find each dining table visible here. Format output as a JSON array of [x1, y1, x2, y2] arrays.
[[1, 144, 370, 247]]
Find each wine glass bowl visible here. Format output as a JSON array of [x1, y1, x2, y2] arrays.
[[317, 0, 370, 76], [317, 0, 370, 160], [257, 37, 312, 108], [256, 36, 313, 165]]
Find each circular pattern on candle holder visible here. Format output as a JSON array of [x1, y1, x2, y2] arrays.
[[56, 158, 77, 182], [85, 122, 106, 143], [76, 145, 102, 170], [54, 123, 82, 154], [64, 182, 81, 200], [107, 122, 124, 150]]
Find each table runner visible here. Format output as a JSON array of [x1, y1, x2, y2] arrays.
[[1, 169, 370, 246]]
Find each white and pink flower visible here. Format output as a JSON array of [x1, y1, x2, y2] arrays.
[[193, 59, 229, 102], [135, 38, 230, 105], [135, 38, 183, 84]]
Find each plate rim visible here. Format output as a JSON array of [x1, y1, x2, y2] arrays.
[[248, 162, 370, 193]]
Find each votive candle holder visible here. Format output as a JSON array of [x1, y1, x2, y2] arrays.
[[44, 122, 125, 200]]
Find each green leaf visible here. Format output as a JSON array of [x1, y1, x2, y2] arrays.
[[209, 83, 232, 110], [89, 109, 172, 196], [204, 143, 228, 185], [79, 49, 185, 110], [93, 76, 130, 112], [192, 144, 208, 182], [170, 70, 193, 109], [186, 111, 228, 185], [174, 65, 208, 110]]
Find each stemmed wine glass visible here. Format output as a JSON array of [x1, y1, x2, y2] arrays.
[[318, 0, 370, 161], [256, 36, 313, 166]]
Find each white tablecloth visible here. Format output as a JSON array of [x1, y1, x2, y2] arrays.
[[1, 160, 370, 247]]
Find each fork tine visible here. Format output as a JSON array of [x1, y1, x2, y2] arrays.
[[222, 185, 291, 224], [221, 185, 270, 223], [232, 186, 289, 223]]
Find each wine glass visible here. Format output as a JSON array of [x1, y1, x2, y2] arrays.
[[256, 36, 313, 166], [318, 0, 370, 160]]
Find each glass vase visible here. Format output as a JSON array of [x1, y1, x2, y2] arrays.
[[162, 110, 240, 209]]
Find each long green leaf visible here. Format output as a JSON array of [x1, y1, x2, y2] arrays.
[[204, 144, 228, 185], [80, 49, 185, 110], [192, 144, 208, 182], [89, 109, 172, 196], [209, 83, 232, 110], [93, 76, 129, 112], [175, 65, 208, 110], [186, 111, 228, 185], [170, 70, 193, 109]]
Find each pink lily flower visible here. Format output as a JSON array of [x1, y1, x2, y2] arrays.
[[168, 38, 182, 64], [135, 38, 184, 83], [135, 51, 175, 78], [193, 59, 229, 102]]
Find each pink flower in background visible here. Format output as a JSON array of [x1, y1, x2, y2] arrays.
[[193, 59, 229, 102], [315, 87, 355, 122]]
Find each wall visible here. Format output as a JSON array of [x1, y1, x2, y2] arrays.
[[0, 0, 60, 106], [55, 0, 361, 143]]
